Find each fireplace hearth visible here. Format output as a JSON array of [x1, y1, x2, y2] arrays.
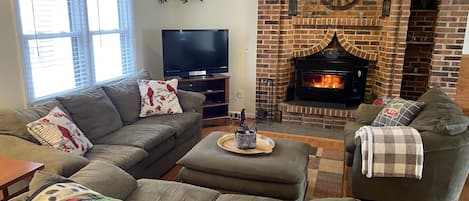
[[293, 41, 368, 108]]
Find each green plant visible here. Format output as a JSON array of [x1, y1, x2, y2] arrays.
[[160, 0, 203, 3]]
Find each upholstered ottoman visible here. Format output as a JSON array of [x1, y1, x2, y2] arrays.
[[178, 131, 311, 201]]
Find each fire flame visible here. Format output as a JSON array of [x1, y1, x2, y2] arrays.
[[310, 74, 344, 89]]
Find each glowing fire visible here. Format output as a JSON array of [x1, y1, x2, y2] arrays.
[[305, 74, 344, 89]]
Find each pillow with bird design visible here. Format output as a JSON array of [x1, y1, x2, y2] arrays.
[[26, 107, 93, 156], [137, 79, 183, 117]]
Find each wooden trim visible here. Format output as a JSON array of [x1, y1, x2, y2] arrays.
[[176, 74, 230, 82], [199, 90, 225, 95], [456, 55, 469, 114], [203, 103, 229, 108], [225, 77, 230, 105]]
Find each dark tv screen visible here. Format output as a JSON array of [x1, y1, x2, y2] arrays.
[[162, 29, 229, 77]]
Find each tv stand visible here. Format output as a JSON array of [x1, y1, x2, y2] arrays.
[[184, 74, 214, 79], [176, 74, 230, 126]]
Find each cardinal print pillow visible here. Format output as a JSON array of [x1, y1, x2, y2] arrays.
[[138, 79, 183, 117], [26, 107, 93, 156]]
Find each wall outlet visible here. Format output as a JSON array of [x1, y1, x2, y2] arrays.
[[229, 111, 240, 120]]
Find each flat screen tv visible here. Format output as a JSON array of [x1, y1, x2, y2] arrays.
[[162, 29, 229, 77]]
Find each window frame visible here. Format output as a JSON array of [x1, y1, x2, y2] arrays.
[[15, 0, 136, 103]]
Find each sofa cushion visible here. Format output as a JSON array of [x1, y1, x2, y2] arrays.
[[216, 194, 282, 201], [85, 144, 147, 170], [57, 88, 123, 141], [135, 112, 201, 138], [102, 71, 151, 125], [138, 79, 183, 117], [417, 87, 456, 105], [31, 99, 70, 117], [354, 104, 384, 125], [29, 171, 66, 195], [0, 100, 68, 144], [177, 89, 206, 113], [26, 107, 93, 156], [94, 124, 175, 151], [70, 161, 137, 200], [139, 136, 176, 167], [435, 113, 469, 135], [0, 135, 88, 177], [409, 88, 469, 135], [0, 109, 40, 143], [371, 97, 424, 127], [126, 179, 220, 201]]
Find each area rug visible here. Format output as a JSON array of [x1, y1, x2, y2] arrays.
[[256, 130, 345, 199], [306, 146, 344, 199]]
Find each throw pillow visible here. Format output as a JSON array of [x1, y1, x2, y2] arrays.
[[27, 107, 93, 156], [29, 179, 120, 201], [138, 79, 183, 117], [371, 97, 424, 127]]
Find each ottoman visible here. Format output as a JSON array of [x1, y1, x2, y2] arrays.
[[178, 131, 311, 201]]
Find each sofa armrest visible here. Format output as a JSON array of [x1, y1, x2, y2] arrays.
[[0, 135, 88, 177], [177, 89, 206, 113], [355, 103, 384, 124], [70, 161, 137, 200]]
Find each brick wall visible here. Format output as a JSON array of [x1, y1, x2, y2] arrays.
[[256, 0, 468, 125], [429, 0, 469, 98], [401, 44, 432, 100], [256, 0, 283, 119], [401, 10, 436, 100]]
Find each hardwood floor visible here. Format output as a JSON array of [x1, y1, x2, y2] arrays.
[[162, 120, 469, 201], [461, 177, 469, 201]]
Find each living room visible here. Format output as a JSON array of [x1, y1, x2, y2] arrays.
[[0, 0, 469, 201]]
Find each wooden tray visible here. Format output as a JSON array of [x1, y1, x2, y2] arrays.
[[217, 133, 275, 154]]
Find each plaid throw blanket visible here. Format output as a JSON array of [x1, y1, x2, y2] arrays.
[[354, 126, 424, 179]]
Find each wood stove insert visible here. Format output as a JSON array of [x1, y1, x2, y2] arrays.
[[294, 55, 368, 108]]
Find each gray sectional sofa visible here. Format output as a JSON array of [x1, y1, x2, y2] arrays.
[[0, 71, 205, 179], [1, 71, 359, 201], [13, 161, 359, 201]]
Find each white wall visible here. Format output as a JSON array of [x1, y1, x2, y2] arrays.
[[0, 0, 258, 112], [464, 12, 469, 54], [0, 0, 27, 109], [134, 0, 258, 115]]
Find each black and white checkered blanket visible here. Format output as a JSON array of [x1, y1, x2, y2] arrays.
[[354, 126, 424, 179]]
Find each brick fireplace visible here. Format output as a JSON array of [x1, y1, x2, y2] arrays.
[[293, 38, 369, 107], [256, 0, 469, 128]]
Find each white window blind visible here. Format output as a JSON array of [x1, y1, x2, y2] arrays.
[[16, 0, 136, 102]]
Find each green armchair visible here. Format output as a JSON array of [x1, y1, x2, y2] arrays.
[[344, 88, 469, 201]]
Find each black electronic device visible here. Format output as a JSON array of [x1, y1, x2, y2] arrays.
[[162, 29, 229, 77]]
